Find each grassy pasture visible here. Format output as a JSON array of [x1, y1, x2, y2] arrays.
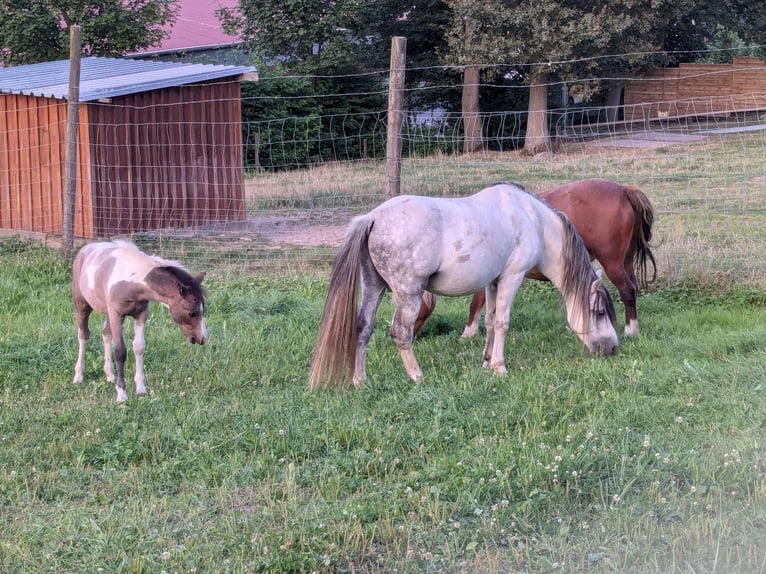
[[2, 132, 766, 572]]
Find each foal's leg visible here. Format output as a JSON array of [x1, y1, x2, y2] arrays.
[[101, 318, 116, 383], [461, 290, 485, 338], [390, 290, 427, 382], [107, 310, 129, 402], [73, 304, 92, 384], [132, 309, 149, 396]]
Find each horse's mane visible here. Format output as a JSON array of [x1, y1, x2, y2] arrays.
[[155, 265, 206, 300], [488, 184, 615, 330], [554, 210, 616, 330]]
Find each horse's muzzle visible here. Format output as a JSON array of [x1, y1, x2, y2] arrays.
[[592, 343, 617, 357]]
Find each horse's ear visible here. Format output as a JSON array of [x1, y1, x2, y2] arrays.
[[195, 272, 206, 284], [595, 268, 602, 278], [590, 277, 603, 295]]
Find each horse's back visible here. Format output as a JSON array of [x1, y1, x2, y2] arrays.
[[366, 184, 548, 296], [73, 241, 155, 311], [539, 179, 634, 245]]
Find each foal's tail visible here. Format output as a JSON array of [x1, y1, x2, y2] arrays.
[[309, 216, 373, 390], [624, 185, 658, 289]]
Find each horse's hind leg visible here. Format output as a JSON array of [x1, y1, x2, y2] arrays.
[[73, 304, 92, 383], [601, 258, 638, 336], [461, 290, 485, 338], [621, 259, 640, 336], [355, 267, 387, 388], [390, 290, 427, 382]]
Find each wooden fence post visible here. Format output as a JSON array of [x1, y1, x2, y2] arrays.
[[386, 37, 406, 199], [62, 25, 82, 260]]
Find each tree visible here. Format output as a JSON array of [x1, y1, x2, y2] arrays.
[[0, 0, 177, 66], [219, 0, 366, 79], [442, 0, 715, 155]]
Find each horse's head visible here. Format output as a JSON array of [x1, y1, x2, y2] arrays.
[[166, 271, 208, 345], [566, 271, 618, 356]]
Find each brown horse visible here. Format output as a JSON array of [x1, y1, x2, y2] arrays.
[[414, 178, 656, 338], [72, 240, 208, 402]]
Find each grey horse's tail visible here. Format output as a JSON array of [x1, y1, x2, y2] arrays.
[[309, 215, 374, 390], [624, 185, 658, 289]]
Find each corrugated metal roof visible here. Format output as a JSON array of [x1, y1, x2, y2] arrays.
[[0, 57, 256, 102]]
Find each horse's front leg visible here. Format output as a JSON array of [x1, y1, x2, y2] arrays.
[[482, 284, 498, 370], [107, 311, 129, 402], [101, 318, 116, 383], [485, 275, 524, 376], [133, 308, 149, 396], [390, 291, 426, 382]]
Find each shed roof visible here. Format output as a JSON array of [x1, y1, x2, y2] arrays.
[[0, 57, 256, 102]]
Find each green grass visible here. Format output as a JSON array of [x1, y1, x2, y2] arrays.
[[0, 239, 764, 573]]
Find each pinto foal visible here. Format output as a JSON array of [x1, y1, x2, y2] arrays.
[[72, 240, 208, 402]]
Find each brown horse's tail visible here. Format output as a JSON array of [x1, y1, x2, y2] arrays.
[[624, 185, 658, 289], [309, 216, 373, 390]]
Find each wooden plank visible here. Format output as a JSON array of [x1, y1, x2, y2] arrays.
[[26, 98, 49, 232], [35, 99, 54, 232], [6, 97, 23, 230], [0, 96, 12, 229], [17, 96, 34, 230]]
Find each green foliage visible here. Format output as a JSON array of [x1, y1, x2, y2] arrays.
[[1, 237, 765, 572], [0, 0, 177, 66], [241, 73, 387, 170]]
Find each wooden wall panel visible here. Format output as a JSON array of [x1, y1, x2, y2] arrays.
[[624, 57, 766, 122], [87, 81, 245, 237]]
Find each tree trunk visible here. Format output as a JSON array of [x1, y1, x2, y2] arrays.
[[462, 66, 483, 153], [604, 85, 622, 125], [523, 69, 551, 155]]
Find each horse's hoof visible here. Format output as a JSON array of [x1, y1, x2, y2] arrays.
[[72, 375, 83, 384], [493, 365, 508, 376], [116, 389, 128, 402]]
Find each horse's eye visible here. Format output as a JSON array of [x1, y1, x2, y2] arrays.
[[189, 311, 197, 318]]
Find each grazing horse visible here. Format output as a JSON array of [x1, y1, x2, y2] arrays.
[[72, 240, 208, 402], [415, 178, 656, 338], [309, 182, 618, 390]]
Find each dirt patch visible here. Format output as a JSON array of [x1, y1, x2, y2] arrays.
[[181, 209, 353, 248]]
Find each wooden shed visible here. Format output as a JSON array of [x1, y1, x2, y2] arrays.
[[0, 57, 256, 238]]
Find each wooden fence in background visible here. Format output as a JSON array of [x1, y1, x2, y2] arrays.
[[623, 56, 766, 123]]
